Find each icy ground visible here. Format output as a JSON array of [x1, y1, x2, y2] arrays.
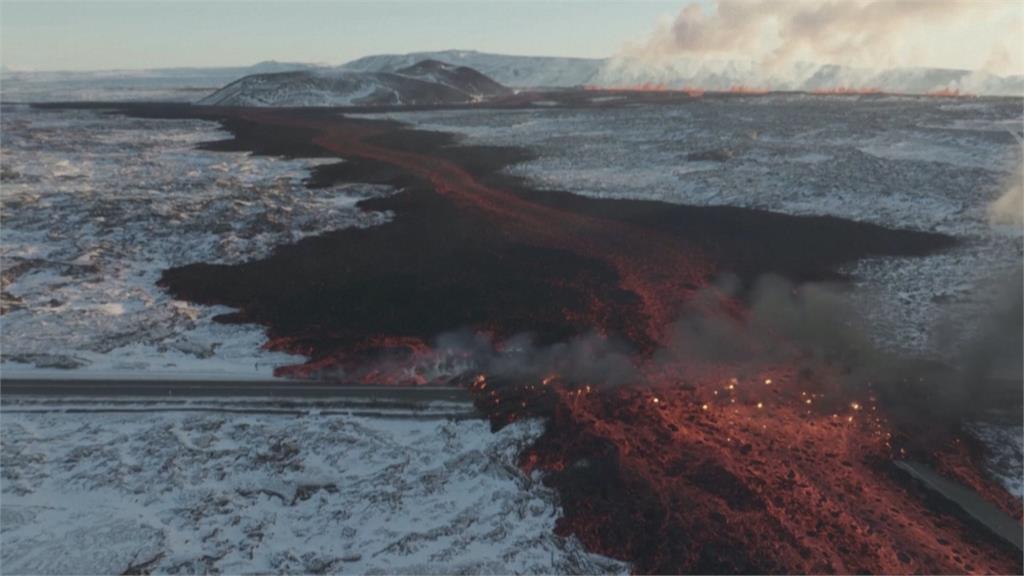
[[361, 95, 1024, 357], [0, 400, 623, 574], [969, 421, 1024, 500], [0, 104, 396, 377]]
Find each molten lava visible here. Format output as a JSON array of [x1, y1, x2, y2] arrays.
[[482, 368, 1021, 574], [93, 100, 1020, 574]]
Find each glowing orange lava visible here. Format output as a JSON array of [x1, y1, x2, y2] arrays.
[[482, 361, 1022, 574]]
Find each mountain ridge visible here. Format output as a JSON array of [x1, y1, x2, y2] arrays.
[[343, 50, 1024, 95], [198, 59, 511, 107]]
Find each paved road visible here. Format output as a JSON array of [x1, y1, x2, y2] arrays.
[[0, 378, 472, 402], [896, 460, 1023, 552]]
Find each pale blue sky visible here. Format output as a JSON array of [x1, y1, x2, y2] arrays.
[[0, 1, 687, 71]]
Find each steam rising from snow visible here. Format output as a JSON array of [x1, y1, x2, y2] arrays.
[[989, 129, 1024, 226], [638, 0, 1024, 76], [990, 166, 1024, 226]]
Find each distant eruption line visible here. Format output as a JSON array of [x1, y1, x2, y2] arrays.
[[632, 0, 1023, 77]]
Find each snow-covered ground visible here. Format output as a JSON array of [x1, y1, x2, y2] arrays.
[[0, 103, 395, 378], [0, 399, 624, 574], [359, 95, 1024, 356], [969, 421, 1024, 499]]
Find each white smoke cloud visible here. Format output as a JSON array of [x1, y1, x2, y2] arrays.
[[989, 129, 1024, 227], [637, 0, 1024, 75], [989, 168, 1023, 226]]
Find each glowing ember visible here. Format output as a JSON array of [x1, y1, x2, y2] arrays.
[[485, 369, 1021, 574]]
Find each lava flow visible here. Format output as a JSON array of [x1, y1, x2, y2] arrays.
[[84, 101, 1020, 574], [478, 365, 1022, 574]]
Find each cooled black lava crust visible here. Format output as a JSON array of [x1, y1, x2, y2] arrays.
[[36, 101, 956, 367]]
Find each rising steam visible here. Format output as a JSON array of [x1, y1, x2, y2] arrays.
[[989, 129, 1024, 226], [657, 274, 882, 390], [636, 0, 1023, 76]]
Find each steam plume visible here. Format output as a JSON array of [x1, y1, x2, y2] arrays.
[[638, 0, 1024, 76], [989, 129, 1024, 226]]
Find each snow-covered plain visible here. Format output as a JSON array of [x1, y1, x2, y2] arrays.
[[0, 400, 624, 574], [359, 95, 1024, 356], [0, 104, 395, 378]]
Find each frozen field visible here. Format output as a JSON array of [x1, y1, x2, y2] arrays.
[[0, 104, 395, 378], [0, 398, 623, 574]]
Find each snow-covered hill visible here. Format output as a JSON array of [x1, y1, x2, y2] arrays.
[[199, 60, 510, 107], [341, 50, 1024, 96], [341, 50, 603, 89]]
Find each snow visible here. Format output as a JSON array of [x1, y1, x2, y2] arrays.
[[341, 50, 603, 89], [967, 421, 1024, 499], [199, 72, 389, 107], [198, 64, 508, 108], [0, 399, 626, 574], [0, 104, 396, 378]]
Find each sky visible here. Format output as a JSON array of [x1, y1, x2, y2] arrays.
[[0, 1, 683, 71], [1, 1, 1020, 74]]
